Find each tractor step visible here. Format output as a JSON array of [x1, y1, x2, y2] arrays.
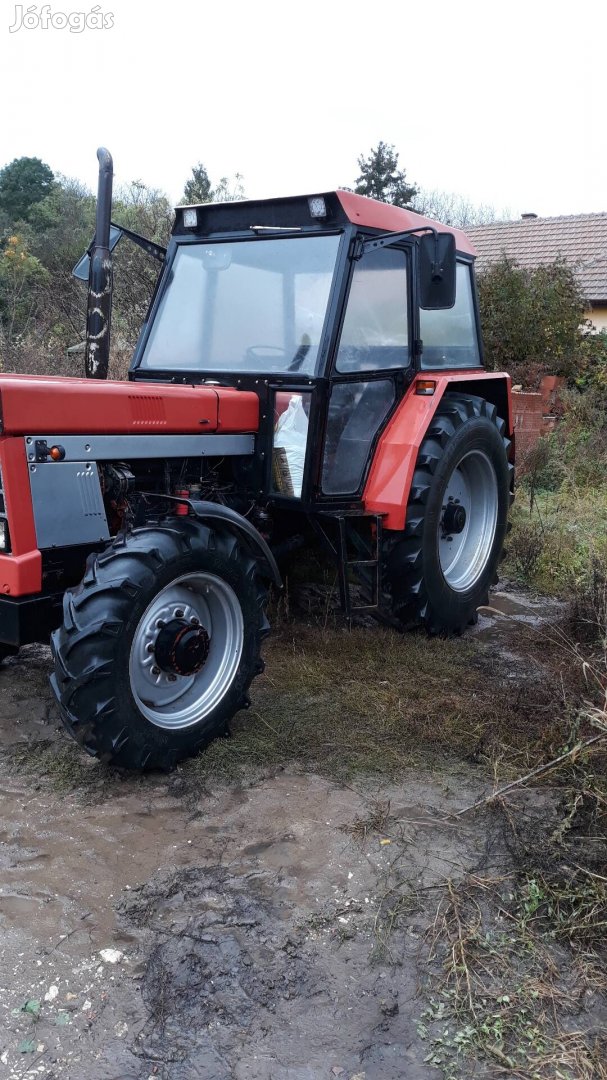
[[311, 512, 385, 618]]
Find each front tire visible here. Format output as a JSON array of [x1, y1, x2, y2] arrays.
[[50, 519, 269, 770], [385, 393, 512, 634]]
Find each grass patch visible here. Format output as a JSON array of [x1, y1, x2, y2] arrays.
[[3, 736, 147, 800], [181, 618, 579, 793], [507, 385, 607, 599], [416, 778, 607, 1080], [506, 487, 607, 595], [419, 882, 607, 1078], [5, 738, 99, 793]]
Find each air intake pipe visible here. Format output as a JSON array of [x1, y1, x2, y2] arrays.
[[85, 147, 113, 379]]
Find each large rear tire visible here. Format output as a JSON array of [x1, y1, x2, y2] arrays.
[[50, 519, 269, 770], [385, 393, 512, 634]]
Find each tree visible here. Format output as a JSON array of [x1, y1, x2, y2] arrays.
[[413, 188, 502, 228], [182, 163, 213, 205], [354, 141, 417, 207], [110, 180, 174, 364], [212, 173, 245, 203], [0, 157, 54, 222], [182, 163, 245, 205], [477, 257, 586, 388], [0, 234, 49, 344]]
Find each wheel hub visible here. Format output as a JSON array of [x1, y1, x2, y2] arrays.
[[129, 573, 245, 731], [154, 618, 210, 676], [442, 501, 467, 535], [438, 450, 498, 592]]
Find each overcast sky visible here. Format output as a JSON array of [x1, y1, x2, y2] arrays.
[[1, 0, 605, 219]]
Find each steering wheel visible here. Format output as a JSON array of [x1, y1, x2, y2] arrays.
[[245, 345, 288, 366], [288, 334, 311, 372]]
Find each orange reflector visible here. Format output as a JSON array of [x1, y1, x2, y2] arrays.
[[50, 445, 65, 460], [415, 380, 436, 396], [174, 488, 190, 516]]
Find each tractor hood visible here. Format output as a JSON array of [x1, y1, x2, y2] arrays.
[[0, 375, 259, 435]]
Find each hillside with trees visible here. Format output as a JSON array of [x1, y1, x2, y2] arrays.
[[0, 157, 242, 378]]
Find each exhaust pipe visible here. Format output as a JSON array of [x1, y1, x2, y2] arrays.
[[85, 147, 113, 379]]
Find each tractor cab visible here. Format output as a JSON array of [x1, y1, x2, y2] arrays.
[[128, 190, 482, 512]]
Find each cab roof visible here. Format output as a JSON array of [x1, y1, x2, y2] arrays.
[[173, 189, 476, 257]]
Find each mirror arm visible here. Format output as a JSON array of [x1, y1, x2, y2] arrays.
[[352, 225, 437, 261], [110, 222, 166, 263]]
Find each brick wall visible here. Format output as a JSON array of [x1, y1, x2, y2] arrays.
[[512, 376, 564, 460]]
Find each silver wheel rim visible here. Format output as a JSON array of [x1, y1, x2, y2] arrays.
[[438, 450, 498, 592], [129, 572, 244, 730]]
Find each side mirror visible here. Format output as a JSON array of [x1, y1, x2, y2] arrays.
[[418, 232, 456, 309], [72, 225, 123, 281]]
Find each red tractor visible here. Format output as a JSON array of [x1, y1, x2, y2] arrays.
[[0, 150, 513, 770]]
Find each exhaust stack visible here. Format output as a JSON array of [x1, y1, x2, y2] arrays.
[[85, 147, 113, 379]]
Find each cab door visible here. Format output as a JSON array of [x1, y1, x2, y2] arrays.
[[320, 244, 412, 499]]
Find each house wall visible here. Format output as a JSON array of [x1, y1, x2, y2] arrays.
[[587, 304, 607, 331]]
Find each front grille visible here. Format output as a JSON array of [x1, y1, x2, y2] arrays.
[[0, 460, 11, 553]]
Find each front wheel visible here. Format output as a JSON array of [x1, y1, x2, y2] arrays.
[[385, 393, 512, 634], [50, 519, 269, 770]]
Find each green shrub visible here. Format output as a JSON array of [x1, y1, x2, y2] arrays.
[[477, 257, 588, 388]]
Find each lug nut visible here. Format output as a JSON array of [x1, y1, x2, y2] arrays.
[[190, 617, 200, 626], [146, 643, 154, 653], [151, 665, 160, 675], [168, 674, 177, 682], [155, 619, 165, 630], [174, 609, 185, 618]]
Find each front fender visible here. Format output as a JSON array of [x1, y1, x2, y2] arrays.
[[187, 499, 282, 588]]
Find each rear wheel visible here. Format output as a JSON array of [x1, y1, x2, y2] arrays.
[[385, 393, 512, 634], [50, 519, 269, 770]]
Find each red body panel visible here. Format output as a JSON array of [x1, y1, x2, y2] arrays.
[[335, 191, 476, 256], [0, 376, 259, 597], [0, 437, 42, 594], [363, 373, 512, 530], [0, 375, 259, 435]]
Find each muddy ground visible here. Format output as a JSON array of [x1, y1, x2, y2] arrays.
[[0, 588, 604, 1080]]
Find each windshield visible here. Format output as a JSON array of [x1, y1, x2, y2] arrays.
[[139, 234, 341, 375]]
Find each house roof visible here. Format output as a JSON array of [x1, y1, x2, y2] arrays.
[[466, 213, 607, 304]]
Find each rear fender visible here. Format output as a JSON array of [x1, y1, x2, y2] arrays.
[[363, 372, 512, 531]]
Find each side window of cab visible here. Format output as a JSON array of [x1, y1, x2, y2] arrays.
[[334, 246, 410, 373], [420, 262, 481, 369]]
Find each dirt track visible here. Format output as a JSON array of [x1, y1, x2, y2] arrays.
[[0, 590, 600, 1079]]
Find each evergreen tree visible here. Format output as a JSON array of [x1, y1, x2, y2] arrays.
[[354, 141, 417, 207], [182, 164, 213, 204]]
